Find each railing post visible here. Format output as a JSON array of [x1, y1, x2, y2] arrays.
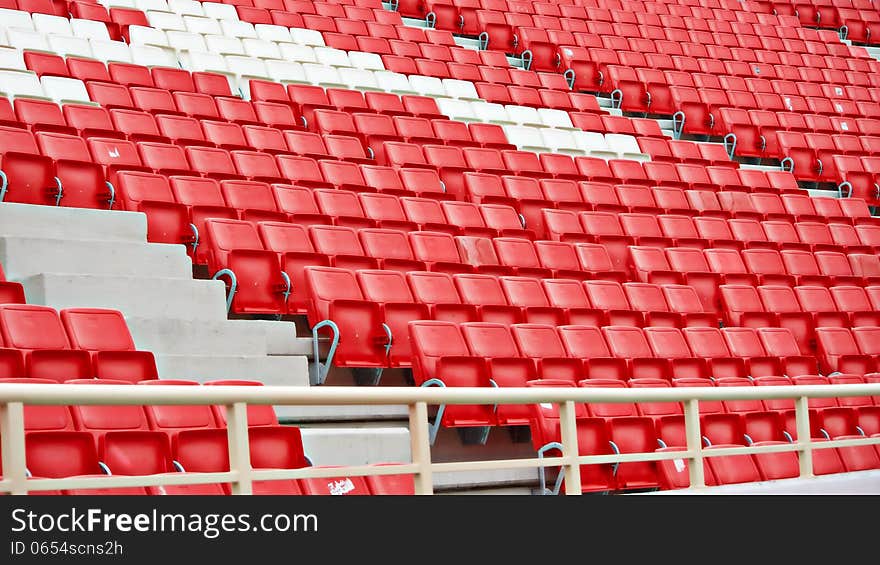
[[795, 396, 814, 479], [408, 401, 433, 495], [0, 402, 27, 495], [226, 402, 253, 495], [684, 398, 705, 489], [558, 400, 582, 495]]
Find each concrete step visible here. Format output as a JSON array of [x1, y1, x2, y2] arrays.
[[0, 202, 146, 243], [434, 468, 537, 490], [738, 163, 785, 172], [656, 119, 675, 130], [596, 96, 614, 108], [440, 486, 535, 495], [454, 36, 483, 50], [300, 425, 412, 466], [402, 16, 428, 27], [661, 129, 675, 138], [20, 273, 228, 321], [154, 353, 309, 387], [231, 319, 311, 356], [806, 188, 842, 199], [281, 404, 409, 422], [0, 237, 191, 281], [125, 317, 269, 356]]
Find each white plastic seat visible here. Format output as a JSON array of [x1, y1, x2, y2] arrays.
[[185, 50, 228, 73], [204, 34, 245, 56], [574, 130, 617, 160], [6, 29, 50, 53], [166, 30, 208, 53], [441, 78, 480, 101], [0, 70, 46, 99], [290, 28, 325, 47], [471, 101, 514, 125], [0, 9, 34, 31], [168, 0, 204, 16], [265, 59, 308, 84], [604, 133, 651, 161], [344, 68, 382, 91], [277, 42, 316, 64], [537, 108, 576, 130], [147, 11, 186, 32], [504, 104, 543, 127], [48, 36, 93, 58], [303, 63, 346, 88], [540, 128, 585, 155], [201, 2, 238, 21], [135, 0, 170, 12], [183, 15, 222, 35], [314, 47, 351, 68], [243, 38, 282, 60], [41, 76, 91, 104], [408, 75, 447, 98], [32, 14, 74, 36], [0, 28, 8, 47], [0, 47, 26, 71], [255, 24, 291, 43], [436, 98, 479, 122], [373, 71, 417, 95], [504, 125, 551, 153], [128, 25, 169, 47], [347, 51, 384, 71], [89, 39, 133, 63], [99, 0, 137, 8], [70, 18, 112, 41], [225, 55, 270, 79], [220, 19, 256, 39], [130, 44, 179, 68], [225, 55, 271, 94]]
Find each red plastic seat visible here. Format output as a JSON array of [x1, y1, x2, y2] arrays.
[[452, 273, 523, 325], [304, 266, 389, 369], [458, 321, 537, 425], [99, 430, 225, 495], [682, 327, 747, 379], [204, 219, 288, 315], [172, 427, 302, 495], [408, 320, 495, 428], [0, 305, 92, 382], [603, 326, 671, 380], [309, 225, 377, 271], [60, 308, 157, 383], [26, 430, 148, 494], [0, 126, 60, 206], [356, 269, 429, 368], [408, 231, 471, 275], [584, 280, 643, 327]]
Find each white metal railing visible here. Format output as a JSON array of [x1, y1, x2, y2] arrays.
[[1, 383, 880, 495]]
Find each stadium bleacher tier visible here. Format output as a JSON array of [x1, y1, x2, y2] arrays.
[[0, 0, 879, 494]]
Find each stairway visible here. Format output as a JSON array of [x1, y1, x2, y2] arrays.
[[0, 202, 412, 468]]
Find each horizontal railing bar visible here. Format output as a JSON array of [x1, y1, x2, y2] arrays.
[[575, 450, 695, 465], [249, 464, 420, 481], [0, 384, 878, 406], [4, 385, 880, 495], [5, 438, 880, 493], [0, 472, 238, 492]]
